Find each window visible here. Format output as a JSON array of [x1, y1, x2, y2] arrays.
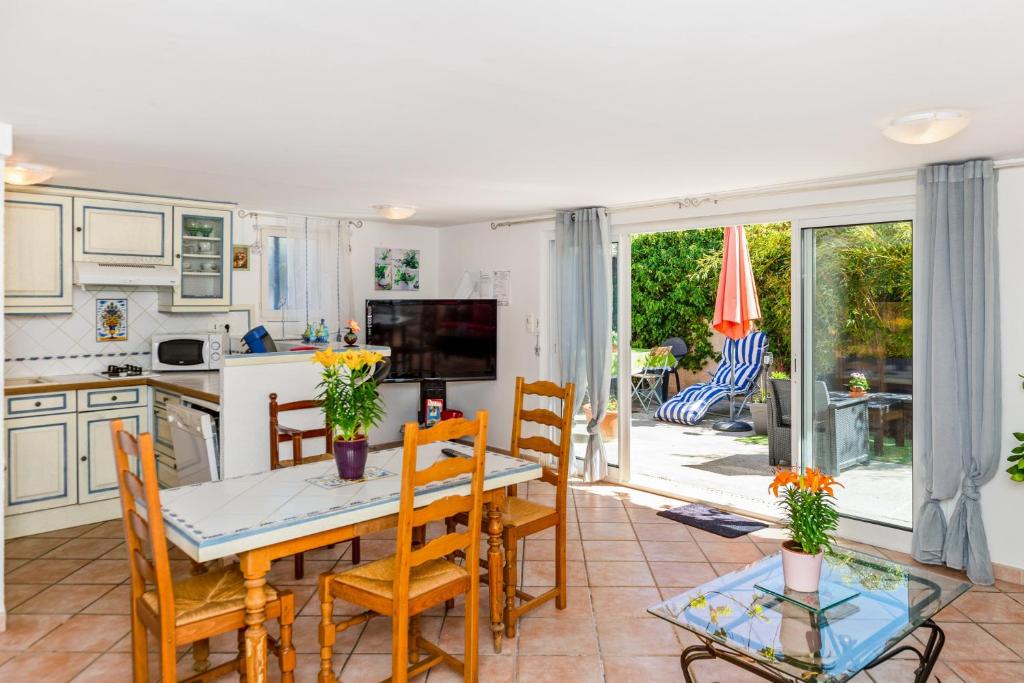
[[259, 227, 296, 323]]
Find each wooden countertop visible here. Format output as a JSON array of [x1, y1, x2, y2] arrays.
[[4, 371, 220, 404]]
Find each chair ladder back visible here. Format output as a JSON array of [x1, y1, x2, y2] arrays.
[[509, 377, 575, 501], [393, 413, 489, 609], [111, 420, 175, 630], [269, 392, 331, 468]]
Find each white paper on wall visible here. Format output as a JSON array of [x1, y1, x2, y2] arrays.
[[493, 270, 510, 306]]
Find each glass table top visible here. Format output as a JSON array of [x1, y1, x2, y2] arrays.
[[649, 548, 970, 683]]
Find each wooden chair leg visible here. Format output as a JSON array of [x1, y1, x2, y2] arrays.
[[408, 615, 421, 665], [237, 628, 247, 681], [351, 537, 360, 565], [391, 609, 410, 683], [555, 520, 567, 610], [294, 552, 305, 580], [130, 607, 148, 683], [504, 532, 518, 638], [159, 634, 177, 683], [279, 593, 296, 683], [192, 637, 211, 674], [318, 575, 337, 683]]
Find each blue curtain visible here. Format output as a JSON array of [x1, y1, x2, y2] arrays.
[[555, 208, 612, 481], [912, 160, 1000, 584]]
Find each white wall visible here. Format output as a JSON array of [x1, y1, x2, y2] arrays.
[[440, 222, 549, 451]]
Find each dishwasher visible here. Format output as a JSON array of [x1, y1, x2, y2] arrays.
[[166, 401, 221, 485]]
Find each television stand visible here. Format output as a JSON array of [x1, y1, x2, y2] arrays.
[[419, 378, 447, 425]]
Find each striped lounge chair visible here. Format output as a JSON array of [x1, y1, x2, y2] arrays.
[[654, 331, 768, 426]]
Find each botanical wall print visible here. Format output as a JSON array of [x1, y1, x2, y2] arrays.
[[96, 298, 128, 342], [374, 247, 421, 291]]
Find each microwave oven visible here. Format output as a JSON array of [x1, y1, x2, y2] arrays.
[[151, 333, 227, 371]]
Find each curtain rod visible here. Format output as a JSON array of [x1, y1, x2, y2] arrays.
[[238, 208, 364, 229], [488, 157, 1024, 229]]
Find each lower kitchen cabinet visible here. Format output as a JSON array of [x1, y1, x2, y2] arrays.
[[76, 406, 146, 504], [5, 413, 77, 514]]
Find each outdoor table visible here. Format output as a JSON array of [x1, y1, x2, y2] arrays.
[[650, 547, 969, 682], [157, 441, 542, 682], [829, 391, 912, 456]]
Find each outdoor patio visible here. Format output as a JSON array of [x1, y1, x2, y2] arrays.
[[626, 405, 913, 528]]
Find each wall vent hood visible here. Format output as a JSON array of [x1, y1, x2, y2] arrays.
[[74, 262, 180, 289]]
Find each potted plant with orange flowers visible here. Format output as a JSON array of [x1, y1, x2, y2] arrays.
[[313, 347, 386, 480], [343, 318, 361, 347], [769, 468, 841, 592]]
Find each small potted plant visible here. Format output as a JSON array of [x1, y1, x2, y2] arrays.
[[313, 347, 386, 479], [848, 372, 869, 398], [769, 468, 841, 592], [343, 318, 360, 347]]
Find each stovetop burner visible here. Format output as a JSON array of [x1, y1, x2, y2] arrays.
[[97, 364, 145, 378]]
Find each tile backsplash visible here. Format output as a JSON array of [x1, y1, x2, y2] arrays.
[[4, 288, 249, 378]]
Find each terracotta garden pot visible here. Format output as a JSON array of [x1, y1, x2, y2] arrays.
[[849, 387, 866, 398], [582, 403, 619, 442], [333, 438, 368, 480], [781, 540, 824, 592]]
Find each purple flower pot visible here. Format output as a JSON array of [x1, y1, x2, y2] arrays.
[[333, 438, 368, 480]]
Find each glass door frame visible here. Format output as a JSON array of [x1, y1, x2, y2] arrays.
[[791, 203, 916, 543]]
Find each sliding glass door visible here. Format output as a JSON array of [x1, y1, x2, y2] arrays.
[[799, 220, 913, 528]]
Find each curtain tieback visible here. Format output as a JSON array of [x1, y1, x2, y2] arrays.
[[960, 478, 981, 501]]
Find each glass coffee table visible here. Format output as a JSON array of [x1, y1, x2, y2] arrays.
[[649, 548, 970, 682]]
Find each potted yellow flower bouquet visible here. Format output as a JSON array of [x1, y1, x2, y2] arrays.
[[769, 467, 841, 592], [312, 347, 386, 479]]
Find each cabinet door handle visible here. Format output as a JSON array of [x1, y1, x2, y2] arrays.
[[76, 226, 83, 232], [80, 456, 87, 462], [111, 396, 117, 401], [34, 401, 42, 407]]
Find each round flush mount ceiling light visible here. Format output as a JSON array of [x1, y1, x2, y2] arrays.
[[373, 204, 417, 220], [4, 162, 56, 186], [881, 110, 971, 145]]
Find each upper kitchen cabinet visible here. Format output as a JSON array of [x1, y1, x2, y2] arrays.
[[159, 206, 232, 311], [74, 197, 173, 265], [4, 192, 74, 314]]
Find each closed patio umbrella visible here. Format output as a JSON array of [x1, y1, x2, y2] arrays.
[[712, 225, 762, 432]]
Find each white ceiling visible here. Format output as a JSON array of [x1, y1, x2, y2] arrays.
[[2, 1, 1023, 226]]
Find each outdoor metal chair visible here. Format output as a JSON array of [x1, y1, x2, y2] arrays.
[[631, 346, 676, 413], [659, 337, 689, 402]]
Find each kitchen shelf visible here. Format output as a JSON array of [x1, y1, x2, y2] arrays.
[[182, 253, 221, 259], [182, 235, 221, 241], [181, 271, 222, 277]]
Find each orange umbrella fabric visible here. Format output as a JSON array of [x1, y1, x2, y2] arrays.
[[713, 225, 762, 340]]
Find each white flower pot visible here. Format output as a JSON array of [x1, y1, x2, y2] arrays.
[[781, 541, 823, 592]]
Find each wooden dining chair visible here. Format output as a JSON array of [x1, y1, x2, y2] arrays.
[[110, 419, 296, 683], [317, 412, 489, 683], [270, 392, 361, 577], [446, 377, 574, 638]]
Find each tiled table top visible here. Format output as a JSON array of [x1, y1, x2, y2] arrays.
[[159, 441, 540, 561]]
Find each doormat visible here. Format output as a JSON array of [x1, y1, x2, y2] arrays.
[[656, 503, 767, 538]]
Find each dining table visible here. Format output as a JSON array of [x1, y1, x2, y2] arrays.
[[157, 440, 542, 683]]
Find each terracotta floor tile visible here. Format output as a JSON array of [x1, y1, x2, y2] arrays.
[[926, 622, 1019, 661], [575, 507, 631, 524], [603, 655, 682, 682], [0, 614, 70, 651], [516, 655, 602, 682], [648, 561, 717, 587], [585, 561, 654, 587], [980, 622, 1024, 652], [5, 536, 70, 559], [590, 586, 663, 619], [3, 582, 47, 610], [41, 538, 122, 560], [60, 559, 131, 584], [13, 584, 117, 614], [949, 661, 1024, 682], [689, 658, 768, 682], [32, 614, 131, 652], [523, 538, 584, 561], [82, 520, 126, 538], [530, 523, 581, 540], [596, 616, 684, 656], [354, 615, 443, 654], [572, 490, 627, 508], [698, 542, 764, 563], [77, 584, 131, 615], [633, 524, 694, 542], [863, 659, 961, 682], [6, 558, 90, 584], [29, 523, 100, 539], [0, 650, 97, 682], [713, 562, 753, 576], [578, 523, 636, 541], [933, 603, 971, 623], [68, 651, 132, 682], [339, 653, 397, 681], [581, 540, 645, 562], [290, 614, 364, 654], [434, 615, 503, 655], [955, 591, 1024, 623], [517, 617, 599, 655], [520, 560, 588, 587], [626, 507, 677, 524], [688, 528, 758, 544], [639, 540, 703, 562]]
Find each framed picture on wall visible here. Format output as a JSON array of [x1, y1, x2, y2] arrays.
[[96, 298, 128, 342], [232, 244, 251, 271]]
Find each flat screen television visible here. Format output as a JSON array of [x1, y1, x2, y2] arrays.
[[366, 299, 497, 382]]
